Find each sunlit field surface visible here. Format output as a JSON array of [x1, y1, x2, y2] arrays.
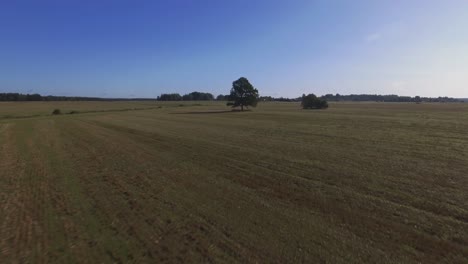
[[1, 101, 467, 263]]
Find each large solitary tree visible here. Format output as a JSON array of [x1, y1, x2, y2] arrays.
[[227, 77, 259, 111]]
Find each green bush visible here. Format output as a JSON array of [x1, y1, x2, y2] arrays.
[[52, 109, 61, 115], [301, 94, 328, 109]]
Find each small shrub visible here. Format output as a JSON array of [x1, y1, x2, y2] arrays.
[[68, 110, 79, 114], [52, 109, 61, 115]]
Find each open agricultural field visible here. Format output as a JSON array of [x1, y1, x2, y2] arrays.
[[0, 101, 160, 119], [0, 101, 467, 263]]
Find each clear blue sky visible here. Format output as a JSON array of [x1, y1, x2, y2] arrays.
[[1, 0, 467, 98]]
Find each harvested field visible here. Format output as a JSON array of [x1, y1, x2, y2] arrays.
[[1, 101, 467, 263]]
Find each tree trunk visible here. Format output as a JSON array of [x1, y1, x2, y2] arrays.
[[241, 105, 244, 111]]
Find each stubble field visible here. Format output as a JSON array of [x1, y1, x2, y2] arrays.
[[0, 101, 467, 263]]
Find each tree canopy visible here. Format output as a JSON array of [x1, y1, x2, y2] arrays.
[[216, 94, 230, 101], [301, 94, 329, 109], [227, 77, 259, 111], [157, 91, 214, 101], [182, 91, 214, 101], [157, 93, 182, 101]]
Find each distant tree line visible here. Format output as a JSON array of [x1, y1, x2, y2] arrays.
[[216, 94, 230, 101], [256, 94, 461, 103], [157, 91, 214, 101], [0, 93, 44, 101], [258, 96, 301, 102], [0, 93, 156, 101], [217, 95, 300, 102], [0, 92, 462, 103], [320, 94, 460, 103]]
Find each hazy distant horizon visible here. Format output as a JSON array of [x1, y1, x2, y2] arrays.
[[1, 91, 465, 100], [1, 1, 467, 98]]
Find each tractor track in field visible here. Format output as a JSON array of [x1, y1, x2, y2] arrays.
[[80, 117, 468, 227], [32, 119, 97, 262], [52, 118, 260, 262], [73, 116, 468, 262], [0, 122, 50, 262], [0, 123, 22, 260]]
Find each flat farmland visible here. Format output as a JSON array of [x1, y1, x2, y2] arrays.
[[0, 101, 159, 119], [0, 102, 467, 263]]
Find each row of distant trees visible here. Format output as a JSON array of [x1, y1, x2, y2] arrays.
[[258, 96, 301, 102], [157, 91, 214, 101], [0, 91, 221, 102], [0, 92, 461, 103], [259, 94, 462, 103], [0, 93, 44, 101], [0, 93, 156, 101], [320, 94, 461, 103]]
